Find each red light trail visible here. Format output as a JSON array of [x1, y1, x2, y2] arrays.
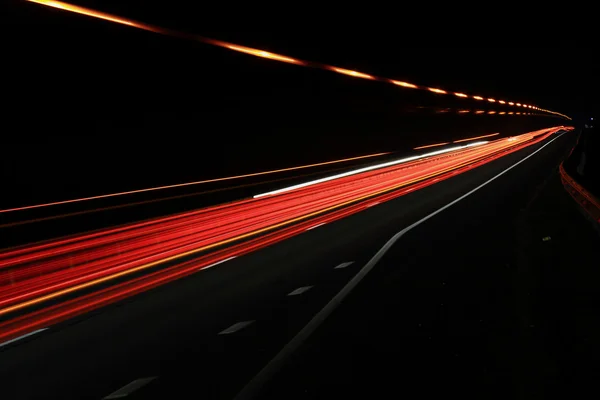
[[0, 126, 573, 343]]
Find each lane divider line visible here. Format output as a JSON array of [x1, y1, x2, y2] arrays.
[[219, 321, 255, 335], [287, 286, 314, 296], [334, 262, 354, 269], [233, 130, 569, 400], [103, 377, 157, 399], [0, 327, 47, 349]]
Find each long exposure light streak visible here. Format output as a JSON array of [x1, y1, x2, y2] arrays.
[[0, 152, 389, 214], [253, 141, 489, 198], [0, 126, 573, 344], [24, 0, 571, 120]]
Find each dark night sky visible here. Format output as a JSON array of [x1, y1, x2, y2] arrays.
[[2, 1, 597, 207], [11, 0, 596, 116]]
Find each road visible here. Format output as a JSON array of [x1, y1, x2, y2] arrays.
[[0, 127, 592, 400]]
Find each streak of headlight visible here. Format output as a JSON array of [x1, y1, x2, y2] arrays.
[[488, 111, 497, 114], [473, 96, 484, 100], [498, 100, 506, 104], [391, 80, 418, 88], [458, 110, 470, 113], [508, 102, 515, 105], [0, 152, 389, 214], [428, 88, 447, 94], [454, 93, 468, 98], [499, 111, 506, 115], [488, 98, 496, 102], [226, 45, 303, 65], [508, 112, 514, 114], [453, 132, 500, 143], [329, 67, 374, 80], [516, 103, 522, 106], [475, 110, 485, 114], [413, 142, 450, 150], [253, 142, 488, 198]]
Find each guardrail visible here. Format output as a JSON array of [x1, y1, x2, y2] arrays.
[[559, 162, 600, 229]]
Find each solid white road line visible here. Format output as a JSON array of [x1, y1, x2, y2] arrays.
[[334, 262, 354, 269], [287, 286, 314, 296], [203, 256, 237, 270], [219, 321, 255, 335], [306, 223, 325, 231], [233, 131, 567, 400], [0, 328, 47, 349], [103, 377, 156, 399]]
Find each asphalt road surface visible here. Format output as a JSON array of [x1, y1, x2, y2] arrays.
[[2, 129, 594, 400]]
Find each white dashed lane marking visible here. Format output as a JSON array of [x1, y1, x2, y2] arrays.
[[103, 377, 156, 399], [334, 262, 354, 269], [234, 132, 568, 400], [219, 321, 255, 335], [287, 286, 314, 296]]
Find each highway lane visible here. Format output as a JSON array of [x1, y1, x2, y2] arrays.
[[0, 130, 559, 343], [0, 128, 576, 400], [258, 129, 589, 400]]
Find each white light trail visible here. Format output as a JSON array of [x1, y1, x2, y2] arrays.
[[253, 141, 489, 198]]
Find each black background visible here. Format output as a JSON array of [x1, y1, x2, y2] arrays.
[[3, 1, 594, 209]]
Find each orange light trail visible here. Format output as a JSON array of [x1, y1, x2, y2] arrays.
[[498, 100, 506, 104], [24, 0, 570, 119], [488, 98, 496, 102], [412, 132, 503, 149], [0, 152, 389, 214], [27, 0, 148, 29], [428, 88, 447, 94], [329, 67, 374, 80], [453, 132, 500, 143], [391, 80, 418, 89], [508, 102, 515, 105], [413, 142, 450, 150], [226, 45, 303, 65]]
